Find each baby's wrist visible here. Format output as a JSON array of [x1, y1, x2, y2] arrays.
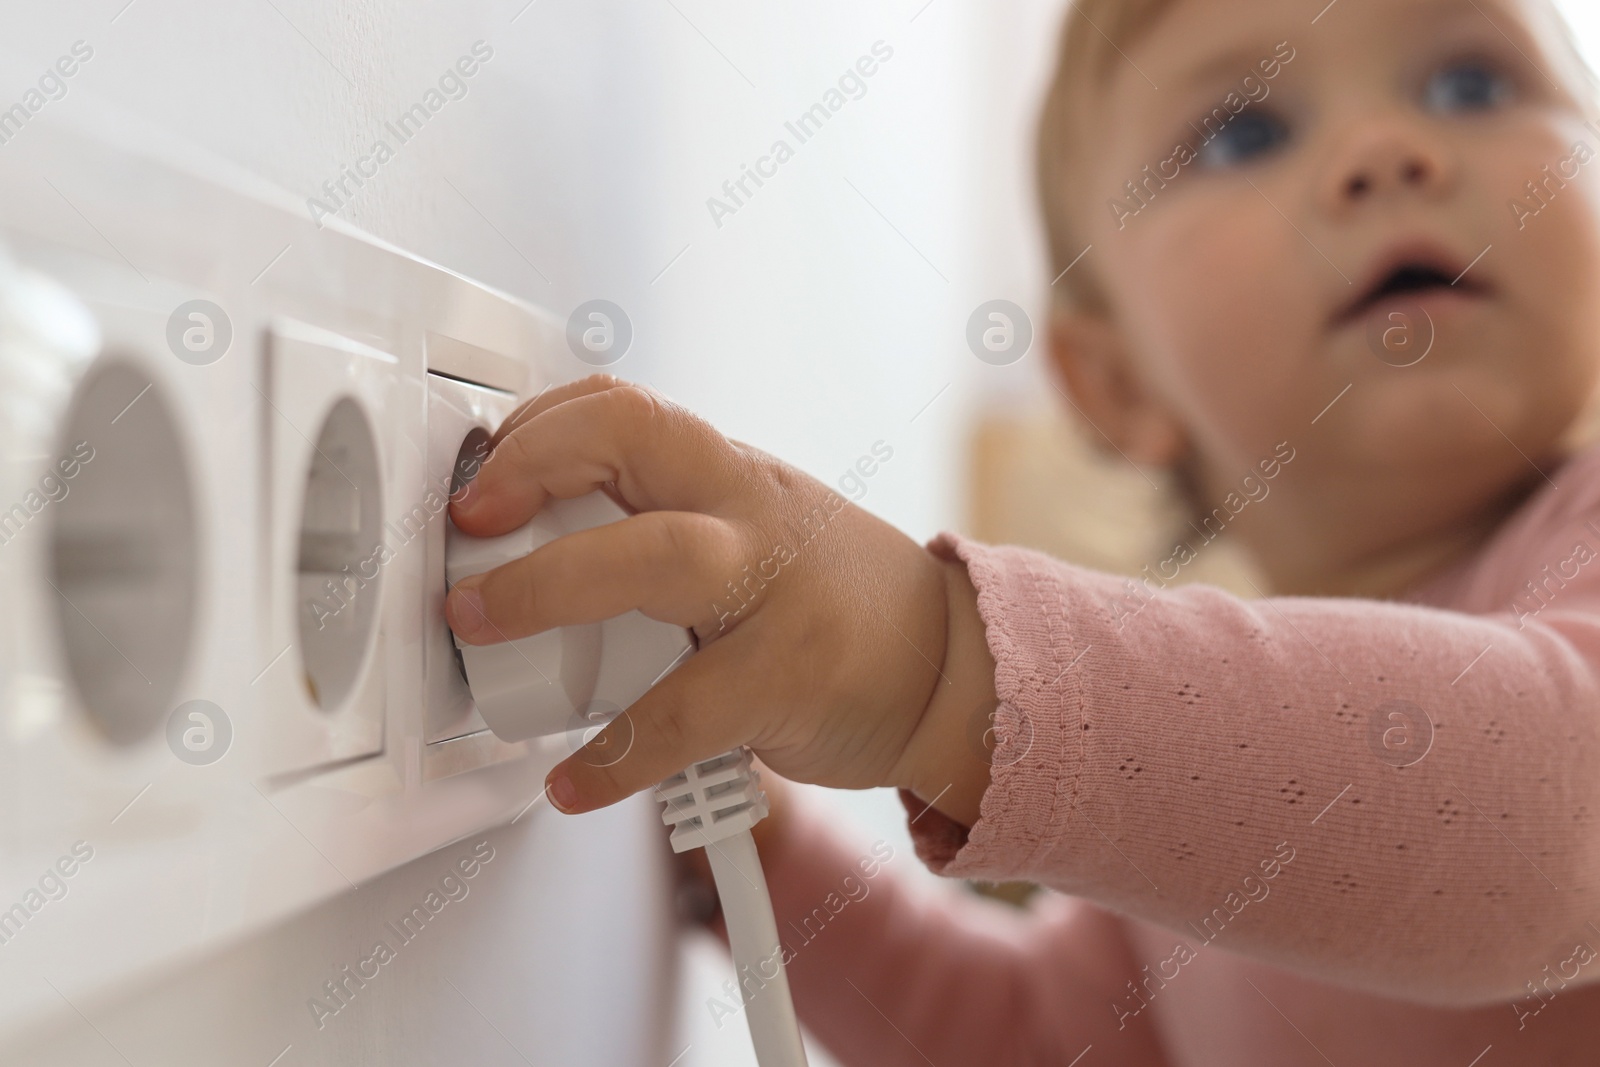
[[890, 553, 998, 828]]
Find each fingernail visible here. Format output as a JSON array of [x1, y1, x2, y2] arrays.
[[447, 584, 487, 641], [547, 773, 577, 813]]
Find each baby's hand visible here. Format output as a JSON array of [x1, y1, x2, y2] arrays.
[[445, 374, 977, 817]]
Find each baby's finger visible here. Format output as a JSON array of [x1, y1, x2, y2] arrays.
[[451, 383, 751, 537], [486, 373, 640, 450], [542, 634, 759, 815], [447, 508, 740, 644], [446, 374, 634, 512]]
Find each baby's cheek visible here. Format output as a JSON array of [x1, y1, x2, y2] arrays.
[[1124, 195, 1307, 382], [1095, 202, 1311, 467], [1490, 126, 1600, 333], [1528, 182, 1600, 416], [1535, 159, 1600, 284], [1473, 116, 1597, 240], [1469, 120, 1600, 445]]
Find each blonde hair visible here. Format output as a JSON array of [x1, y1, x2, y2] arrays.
[[1033, 0, 1197, 519], [1036, 0, 1178, 315]]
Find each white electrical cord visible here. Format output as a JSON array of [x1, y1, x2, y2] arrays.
[[444, 490, 809, 1064], [656, 748, 809, 1067]]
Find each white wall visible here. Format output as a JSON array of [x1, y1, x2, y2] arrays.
[[1556, 0, 1600, 74], [0, 1, 1077, 1063], [0, 0, 999, 541]]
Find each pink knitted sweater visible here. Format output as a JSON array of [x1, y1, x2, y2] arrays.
[[712, 443, 1600, 1066]]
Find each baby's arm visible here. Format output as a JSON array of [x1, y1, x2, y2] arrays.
[[701, 789, 1174, 1067], [897, 522, 1600, 1007], [453, 377, 1597, 1009]]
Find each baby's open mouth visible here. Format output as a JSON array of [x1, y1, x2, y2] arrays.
[[1334, 249, 1492, 327]]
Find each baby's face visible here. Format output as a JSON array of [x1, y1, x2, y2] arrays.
[[1079, 0, 1600, 538]]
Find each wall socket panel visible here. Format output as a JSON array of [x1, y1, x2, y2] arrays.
[[0, 108, 593, 1044]]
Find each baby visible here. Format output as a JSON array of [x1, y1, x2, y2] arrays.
[[447, 0, 1600, 1061]]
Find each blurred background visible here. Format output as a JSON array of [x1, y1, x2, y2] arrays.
[[4, 0, 1599, 1063]]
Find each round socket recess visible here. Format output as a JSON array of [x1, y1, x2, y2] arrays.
[[448, 426, 492, 688], [295, 397, 384, 712], [48, 360, 199, 745]]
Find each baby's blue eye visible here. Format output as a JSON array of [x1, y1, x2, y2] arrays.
[[1424, 61, 1511, 113], [1196, 109, 1290, 168]]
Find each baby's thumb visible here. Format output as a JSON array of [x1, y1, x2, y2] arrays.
[[541, 637, 755, 814]]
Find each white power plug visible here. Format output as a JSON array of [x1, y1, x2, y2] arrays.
[[445, 486, 809, 1067], [444, 488, 696, 743]]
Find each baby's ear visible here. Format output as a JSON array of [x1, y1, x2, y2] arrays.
[[1046, 308, 1188, 468]]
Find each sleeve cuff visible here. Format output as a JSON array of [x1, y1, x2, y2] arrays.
[[897, 786, 971, 868], [903, 530, 1087, 883]]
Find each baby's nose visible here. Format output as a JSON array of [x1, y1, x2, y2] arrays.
[[1345, 154, 1435, 200], [1320, 120, 1455, 213]]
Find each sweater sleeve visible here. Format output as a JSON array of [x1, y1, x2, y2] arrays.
[[705, 791, 1173, 1067], [903, 501, 1600, 1007]]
